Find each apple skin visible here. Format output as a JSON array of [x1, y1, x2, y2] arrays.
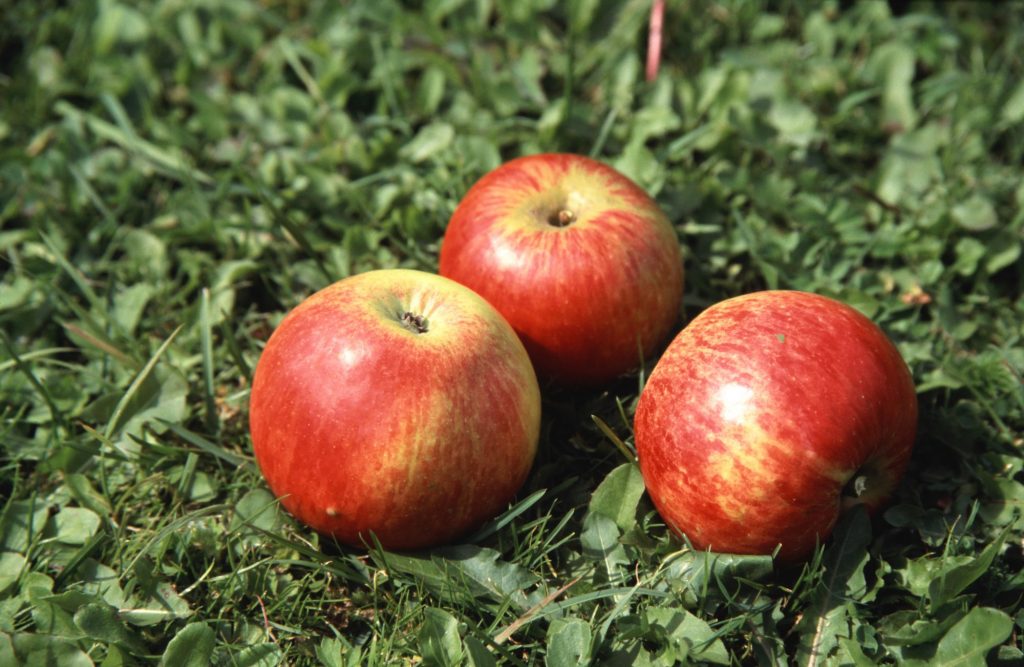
[[634, 291, 917, 561], [438, 153, 684, 386], [248, 269, 542, 550]]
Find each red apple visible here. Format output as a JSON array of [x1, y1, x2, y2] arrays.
[[248, 269, 542, 550], [438, 153, 684, 386], [634, 291, 917, 561]]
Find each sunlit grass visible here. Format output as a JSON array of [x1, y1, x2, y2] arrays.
[[1, 1, 1022, 664]]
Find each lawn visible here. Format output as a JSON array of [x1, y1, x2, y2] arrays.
[[1, 0, 1023, 664]]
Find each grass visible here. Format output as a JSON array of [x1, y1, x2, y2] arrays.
[[1, 0, 1023, 664]]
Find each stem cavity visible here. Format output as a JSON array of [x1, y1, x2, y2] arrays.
[[400, 311, 428, 334]]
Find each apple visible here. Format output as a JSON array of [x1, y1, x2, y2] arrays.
[[634, 291, 917, 561], [438, 153, 684, 386], [248, 269, 542, 550]]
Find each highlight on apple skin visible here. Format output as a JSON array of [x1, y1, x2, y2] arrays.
[[439, 153, 684, 386], [248, 269, 542, 551], [634, 290, 918, 562]]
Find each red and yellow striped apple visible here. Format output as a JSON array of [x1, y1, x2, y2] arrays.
[[249, 269, 541, 550], [635, 291, 917, 561], [439, 153, 684, 386]]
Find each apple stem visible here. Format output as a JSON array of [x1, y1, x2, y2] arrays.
[[550, 209, 576, 227], [400, 311, 428, 334]]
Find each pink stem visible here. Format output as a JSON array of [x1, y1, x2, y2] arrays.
[[646, 0, 665, 82]]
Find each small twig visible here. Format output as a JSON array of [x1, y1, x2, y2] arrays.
[[646, 0, 665, 81], [494, 576, 582, 645], [851, 183, 902, 216]]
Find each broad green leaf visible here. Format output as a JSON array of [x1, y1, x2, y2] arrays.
[[400, 123, 454, 163], [176, 468, 218, 503], [209, 260, 260, 326], [233, 488, 283, 534], [1001, 79, 1024, 124], [878, 609, 966, 647], [76, 559, 125, 608], [588, 463, 645, 532], [878, 42, 917, 131], [953, 237, 987, 276], [0, 633, 13, 666], [419, 607, 463, 667], [836, 636, 876, 667], [664, 551, 774, 604], [122, 559, 192, 626], [104, 324, 185, 449], [0, 552, 26, 594], [979, 476, 1024, 525], [985, 235, 1021, 275], [74, 602, 146, 654], [112, 283, 155, 335], [906, 607, 1013, 667], [0, 500, 51, 552], [629, 106, 682, 146], [796, 507, 872, 666], [803, 10, 836, 56], [30, 596, 81, 637], [10, 633, 94, 667], [435, 545, 538, 606], [64, 474, 113, 520], [122, 229, 168, 280], [160, 622, 215, 667], [768, 99, 818, 149], [453, 136, 501, 173], [569, 0, 601, 33], [546, 618, 591, 666], [951, 194, 998, 232], [613, 143, 663, 194], [414, 66, 446, 118], [647, 607, 730, 665], [902, 554, 958, 597], [52, 506, 101, 545], [232, 642, 283, 667], [377, 545, 538, 610], [315, 637, 345, 667], [929, 529, 1008, 610], [875, 124, 943, 203], [55, 102, 210, 184], [464, 637, 496, 667], [93, 0, 149, 53], [696, 65, 731, 116], [580, 512, 628, 579]]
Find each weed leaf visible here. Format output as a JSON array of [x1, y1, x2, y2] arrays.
[[905, 607, 1013, 667], [9, 633, 93, 667], [159, 622, 215, 667], [796, 506, 871, 666], [546, 617, 592, 666], [929, 528, 1009, 610], [419, 607, 463, 667], [588, 463, 646, 532]]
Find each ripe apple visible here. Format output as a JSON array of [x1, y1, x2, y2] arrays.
[[438, 153, 684, 386], [248, 269, 542, 550], [634, 291, 917, 561]]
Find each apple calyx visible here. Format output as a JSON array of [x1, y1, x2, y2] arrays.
[[400, 311, 429, 334]]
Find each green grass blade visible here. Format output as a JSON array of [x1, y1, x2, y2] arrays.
[[104, 325, 182, 441], [199, 288, 218, 434]]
